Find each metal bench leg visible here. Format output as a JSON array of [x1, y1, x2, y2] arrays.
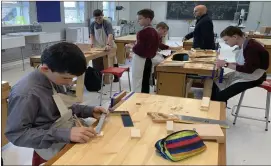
[[119, 78, 122, 92], [265, 92, 270, 131], [110, 74, 113, 98], [233, 91, 245, 125], [128, 71, 131, 91], [99, 74, 105, 106]]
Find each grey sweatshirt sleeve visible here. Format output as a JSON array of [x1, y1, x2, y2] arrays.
[[5, 94, 71, 149], [71, 104, 95, 118]]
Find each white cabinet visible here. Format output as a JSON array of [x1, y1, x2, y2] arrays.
[[66, 27, 90, 44]]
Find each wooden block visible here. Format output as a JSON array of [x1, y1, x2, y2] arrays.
[[201, 97, 210, 111], [112, 91, 127, 107], [166, 121, 174, 134], [173, 124, 225, 143], [131, 128, 141, 138], [97, 131, 104, 137]]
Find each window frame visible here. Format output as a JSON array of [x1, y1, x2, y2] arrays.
[[64, 1, 85, 24], [102, 1, 115, 21], [1, 1, 30, 26]]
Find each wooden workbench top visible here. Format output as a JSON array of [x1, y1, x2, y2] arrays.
[[156, 50, 217, 76], [254, 38, 271, 48], [115, 35, 136, 43], [30, 46, 116, 66], [49, 93, 226, 165], [1, 81, 10, 99]]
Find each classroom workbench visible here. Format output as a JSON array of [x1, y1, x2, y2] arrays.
[[254, 38, 271, 74], [115, 35, 136, 64], [2, 81, 10, 147], [156, 50, 217, 98], [45, 93, 226, 165], [183, 38, 193, 50], [29, 44, 117, 102], [245, 32, 271, 39]]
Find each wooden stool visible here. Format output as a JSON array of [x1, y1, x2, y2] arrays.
[[232, 79, 271, 131], [99, 67, 131, 106]]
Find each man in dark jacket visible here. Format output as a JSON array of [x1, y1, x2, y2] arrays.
[[183, 5, 215, 49]]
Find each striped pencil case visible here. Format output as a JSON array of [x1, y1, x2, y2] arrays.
[[155, 130, 207, 162]]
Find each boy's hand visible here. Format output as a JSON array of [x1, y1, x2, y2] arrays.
[[92, 106, 108, 120], [125, 43, 134, 48], [105, 45, 112, 51], [70, 127, 97, 143], [216, 59, 227, 68]]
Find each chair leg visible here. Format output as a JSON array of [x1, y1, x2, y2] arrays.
[[233, 91, 245, 125], [119, 78, 122, 92], [128, 71, 131, 91], [99, 74, 104, 106], [110, 74, 113, 98], [265, 92, 270, 131]]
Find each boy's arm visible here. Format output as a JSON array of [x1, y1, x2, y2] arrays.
[[184, 32, 194, 41], [5, 94, 71, 149], [71, 104, 95, 118], [104, 21, 114, 46], [132, 31, 147, 57]]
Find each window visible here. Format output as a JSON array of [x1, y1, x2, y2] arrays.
[[64, 1, 84, 23], [103, 2, 115, 21], [1, 1, 30, 26]]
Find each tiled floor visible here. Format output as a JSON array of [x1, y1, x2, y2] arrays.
[[1, 41, 271, 165]]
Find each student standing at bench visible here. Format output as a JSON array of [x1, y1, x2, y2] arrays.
[[126, 9, 159, 93], [212, 26, 269, 102], [5, 42, 107, 166], [151, 22, 183, 86], [89, 9, 119, 82], [183, 5, 215, 50]]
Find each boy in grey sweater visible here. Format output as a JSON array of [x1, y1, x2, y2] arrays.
[[5, 42, 107, 166]]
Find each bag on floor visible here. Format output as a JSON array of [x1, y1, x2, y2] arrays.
[[155, 130, 207, 162], [84, 66, 102, 92]]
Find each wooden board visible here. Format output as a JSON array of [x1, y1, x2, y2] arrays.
[[2, 81, 10, 146], [255, 38, 271, 48], [173, 124, 225, 143], [115, 35, 136, 43], [183, 38, 193, 50], [49, 93, 225, 165]]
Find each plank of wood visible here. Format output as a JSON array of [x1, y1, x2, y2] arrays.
[[201, 97, 210, 111], [173, 123, 225, 143], [203, 79, 214, 98], [130, 128, 141, 138], [111, 91, 127, 107]]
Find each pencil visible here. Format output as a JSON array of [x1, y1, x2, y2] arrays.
[[74, 114, 83, 127]]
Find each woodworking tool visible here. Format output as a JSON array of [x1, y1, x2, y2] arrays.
[[121, 114, 134, 127], [174, 114, 229, 129], [95, 113, 107, 134], [111, 111, 134, 127]]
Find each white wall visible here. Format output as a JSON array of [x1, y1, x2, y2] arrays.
[[125, 1, 271, 37]]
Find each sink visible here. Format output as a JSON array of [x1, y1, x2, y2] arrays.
[[2, 35, 25, 50], [25, 32, 61, 44], [6, 32, 46, 37]]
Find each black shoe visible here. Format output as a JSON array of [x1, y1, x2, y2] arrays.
[[113, 64, 119, 82]]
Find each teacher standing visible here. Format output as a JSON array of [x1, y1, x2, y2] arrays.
[[89, 9, 119, 82], [183, 5, 215, 50]]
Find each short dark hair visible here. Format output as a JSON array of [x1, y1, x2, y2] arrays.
[[137, 9, 154, 20], [41, 42, 87, 76], [156, 22, 169, 30], [220, 26, 244, 38], [93, 9, 103, 17]]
